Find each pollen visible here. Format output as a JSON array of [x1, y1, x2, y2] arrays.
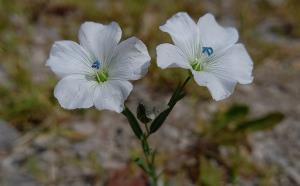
[[202, 47, 213, 56], [92, 60, 100, 69]]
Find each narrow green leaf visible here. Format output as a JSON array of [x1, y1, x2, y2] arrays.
[[168, 75, 191, 107], [236, 112, 284, 132], [149, 107, 172, 134], [180, 75, 192, 90], [150, 76, 190, 134], [168, 84, 181, 107], [226, 104, 249, 121], [122, 107, 143, 139], [176, 92, 186, 102], [214, 104, 250, 130], [134, 157, 148, 172]]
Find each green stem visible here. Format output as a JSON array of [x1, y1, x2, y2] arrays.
[[141, 135, 158, 186], [145, 123, 150, 138], [181, 74, 192, 90], [125, 74, 192, 186]]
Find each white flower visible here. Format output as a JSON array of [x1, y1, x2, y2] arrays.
[[156, 13, 253, 101], [46, 22, 150, 112]]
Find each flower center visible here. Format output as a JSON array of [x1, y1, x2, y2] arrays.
[[191, 47, 214, 71], [91, 60, 108, 83], [191, 57, 204, 71], [95, 70, 108, 83]]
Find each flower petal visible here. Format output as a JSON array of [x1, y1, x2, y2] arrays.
[[108, 37, 151, 80], [54, 75, 96, 109], [93, 80, 133, 113], [156, 43, 190, 69], [79, 21, 122, 65], [197, 13, 238, 52], [160, 12, 199, 58], [206, 44, 253, 84], [192, 71, 236, 101], [193, 44, 253, 101], [46, 41, 94, 77]]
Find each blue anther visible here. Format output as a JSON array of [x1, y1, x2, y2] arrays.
[[92, 60, 100, 69], [202, 47, 214, 56]]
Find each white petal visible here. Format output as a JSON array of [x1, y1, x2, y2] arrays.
[[197, 13, 238, 51], [206, 44, 253, 84], [156, 44, 190, 69], [54, 75, 96, 109], [46, 41, 94, 77], [192, 44, 253, 101], [79, 22, 122, 65], [192, 71, 236, 101], [160, 12, 199, 58], [108, 37, 151, 80], [93, 80, 133, 113]]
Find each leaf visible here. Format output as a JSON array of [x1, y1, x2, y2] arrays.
[[168, 83, 181, 107], [149, 75, 191, 134], [236, 112, 284, 132], [134, 157, 148, 172], [214, 132, 245, 146], [214, 104, 250, 130], [168, 75, 191, 107], [226, 104, 249, 121], [149, 107, 172, 134], [150, 77, 190, 134], [136, 102, 152, 124], [122, 107, 143, 139]]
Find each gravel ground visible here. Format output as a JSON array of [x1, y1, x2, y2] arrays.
[[1, 1, 300, 185]]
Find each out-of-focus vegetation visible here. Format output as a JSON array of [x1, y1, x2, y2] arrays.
[[0, 0, 298, 185], [191, 104, 284, 186], [1, 0, 299, 129]]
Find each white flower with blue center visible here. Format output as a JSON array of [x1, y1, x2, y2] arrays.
[[156, 13, 253, 101], [46, 22, 150, 112]]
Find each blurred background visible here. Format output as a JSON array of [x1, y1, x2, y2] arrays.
[[0, 0, 299, 185]]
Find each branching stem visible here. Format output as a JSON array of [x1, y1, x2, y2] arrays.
[[124, 74, 192, 186]]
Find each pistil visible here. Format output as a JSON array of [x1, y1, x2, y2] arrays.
[[191, 62, 203, 71], [95, 70, 108, 83], [191, 57, 204, 71]]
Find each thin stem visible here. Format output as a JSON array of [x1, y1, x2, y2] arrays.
[[145, 123, 150, 137], [125, 73, 192, 186], [168, 74, 192, 107], [181, 74, 192, 90], [141, 135, 158, 186]]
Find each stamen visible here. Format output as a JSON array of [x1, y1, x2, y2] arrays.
[[191, 57, 204, 71], [92, 60, 100, 69], [202, 47, 213, 56], [191, 62, 203, 71], [95, 70, 108, 83]]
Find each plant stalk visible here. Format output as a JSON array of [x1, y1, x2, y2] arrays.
[[124, 74, 192, 186], [140, 134, 158, 186]]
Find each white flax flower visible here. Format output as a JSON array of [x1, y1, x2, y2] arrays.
[[157, 13, 253, 100], [47, 22, 150, 112]]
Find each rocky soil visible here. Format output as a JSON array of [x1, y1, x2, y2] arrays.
[[1, 55, 300, 185], [1, 0, 300, 185]]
